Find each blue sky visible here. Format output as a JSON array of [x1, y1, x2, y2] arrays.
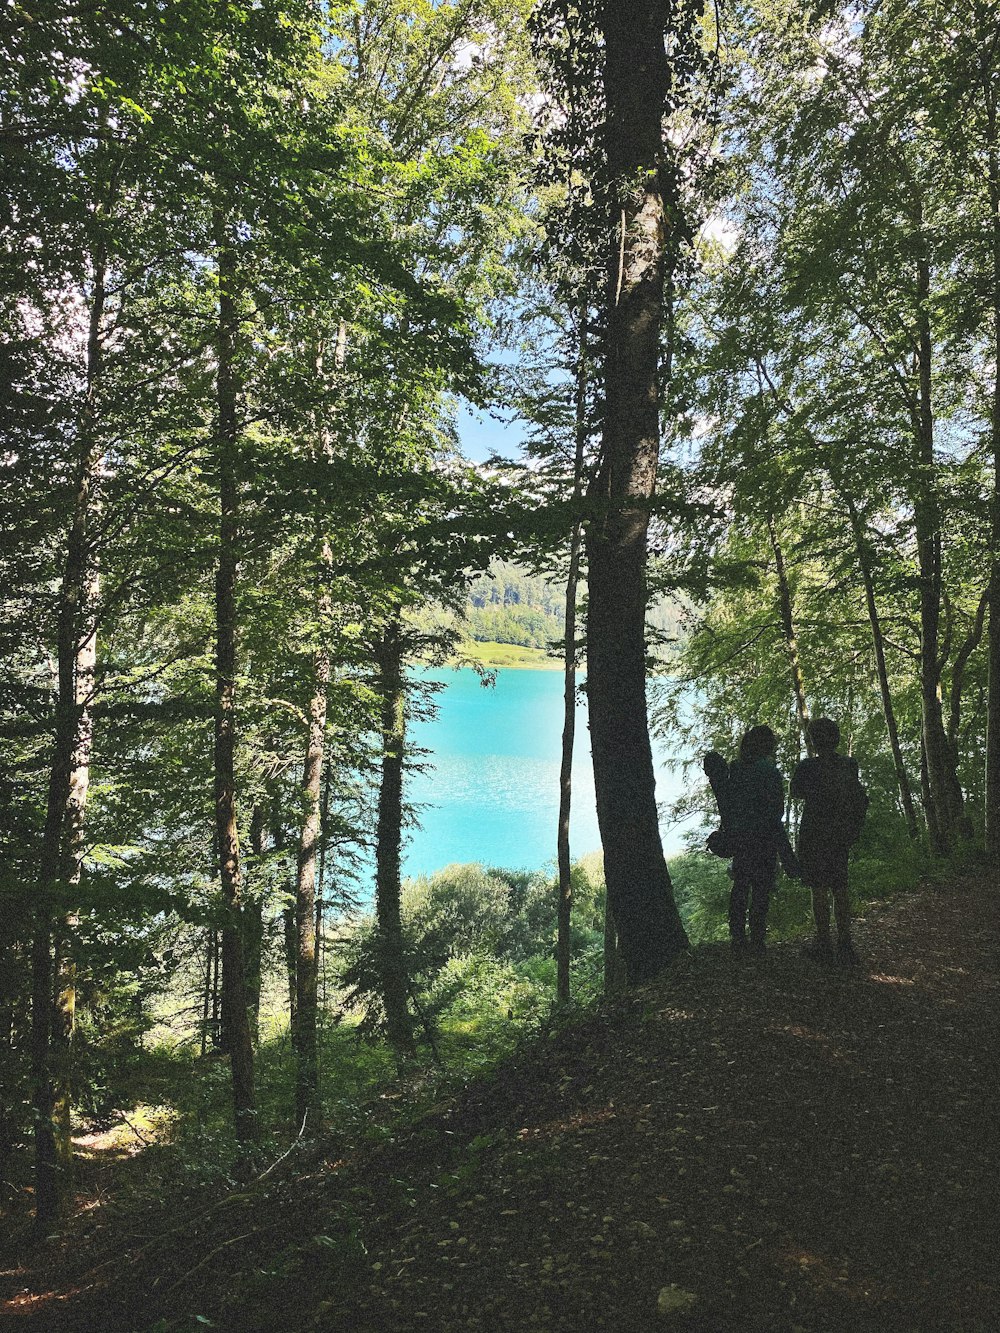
[[455, 399, 528, 464]]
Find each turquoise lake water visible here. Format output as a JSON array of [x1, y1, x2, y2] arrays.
[[402, 667, 693, 878]]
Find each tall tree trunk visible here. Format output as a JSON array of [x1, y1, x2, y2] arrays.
[[556, 316, 588, 1004], [244, 804, 266, 1044], [841, 493, 920, 839], [212, 208, 256, 1142], [980, 16, 1000, 864], [282, 906, 298, 1030], [585, 0, 688, 984], [291, 328, 342, 1124], [374, 616, 415, 1060], [949, 590, 989, 758], [210, 928, 221, 1048], [0, 931, 17, 1190], [32, 242, 107, 1222], [912, 240, 966, 853], [200, 927, 214, 1059], [293, 635, 328, 1127], [317, 763, 332, 1009], [766, 518, 813, 755], [603, 896, 616, 994], [51, 573, 98, 1183]]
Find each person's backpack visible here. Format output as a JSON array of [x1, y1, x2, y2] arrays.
[[818, 754, 869, 845], [703, 751, 734, 857], [706, 826, 736, 859]]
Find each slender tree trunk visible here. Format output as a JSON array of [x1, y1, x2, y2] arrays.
[[374, 616, 416, 1060], [210, 928, 222, 1048], [51, 573, 98, 1182], [32, 243, 107, 1223], [200, 927, 213, 1058], [766, 519, 813, 754], [293, 636, 328, 1126], [556, 318, 588, 1004], [949, 590, 989, 756], [212, 208, 256, 1142], [912, 245, 966, 853], [841, 494, 920, 839], [317, 764, 332, 1009], [981, 21, 1000, 863], [586, 0, 688, 984], [291, 329, 342, 1124], [244, 805, 266, 1044], [0, 932, 16, 1188]]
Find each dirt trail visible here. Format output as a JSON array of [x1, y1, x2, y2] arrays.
[[3, 878, 997, 1332]]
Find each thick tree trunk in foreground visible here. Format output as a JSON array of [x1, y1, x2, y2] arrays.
[[374, 617, 416, 1060], [602, 898, 626, 994], [213, 210, 256, 1142], [556, 322, 588, 1005], [586, 0, 688, 984]]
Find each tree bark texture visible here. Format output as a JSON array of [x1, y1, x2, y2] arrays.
[[980, 16, 1000, 865], [51, 571, 97, 1180], [556, 320, 588, 1004], [585, 0, 688, 984], [0, 929, 16, 1188], [293, 640, 328, 1126], [283, 906, 298, 1029], [766, 519, 814, 756], [213, 209, 256, 1142], [244, 805, 267, 1043], [912, 247, 966, 853], [31, 243, 107, 1222], [374, 618, 416, 1059]]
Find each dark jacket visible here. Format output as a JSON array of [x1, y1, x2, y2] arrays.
[[726, 757, 785, 839]]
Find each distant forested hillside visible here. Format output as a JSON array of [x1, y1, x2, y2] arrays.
[[458, 561, 683, 652]]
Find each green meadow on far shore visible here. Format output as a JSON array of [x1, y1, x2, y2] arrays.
[[457, 640, 563, 669]]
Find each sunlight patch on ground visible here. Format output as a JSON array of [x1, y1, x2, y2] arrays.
[[2, 1285, 88, 1314], [73, 1104, 177, 1158], [770, 1024, 856, 1067], [516, 1105, 619, 1141], [777, 1243, 881, 1302]]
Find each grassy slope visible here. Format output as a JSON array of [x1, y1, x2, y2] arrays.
[[457, 640, 562, 669]]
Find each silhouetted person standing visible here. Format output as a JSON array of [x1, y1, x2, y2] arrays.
[[719, 725, 794, 957], [791, 718, 869, 965]]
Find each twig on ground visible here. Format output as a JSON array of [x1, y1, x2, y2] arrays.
[[161, 1232, 255, 1296], [115, 1112, 153, 1145], [257, 1111, 309, 1182]]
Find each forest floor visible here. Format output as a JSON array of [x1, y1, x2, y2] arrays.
[[1, 875, 997, 1333]]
